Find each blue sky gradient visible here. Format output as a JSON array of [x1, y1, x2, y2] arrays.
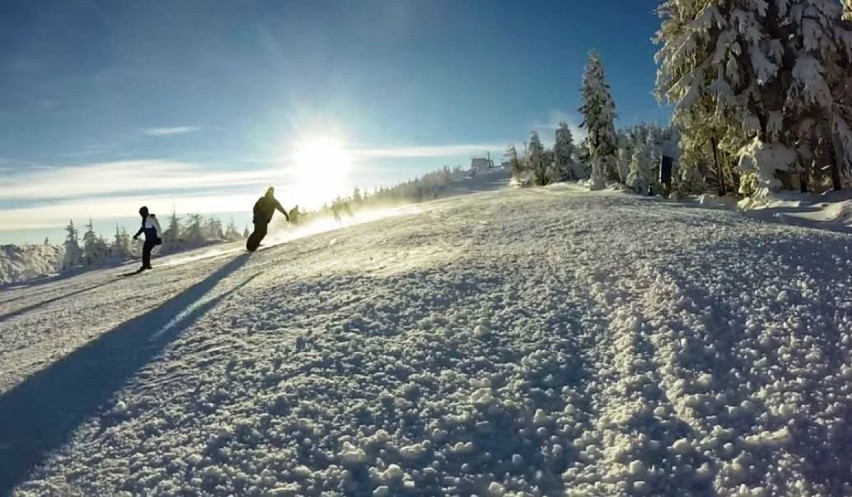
[[0, 0, 668, 243]]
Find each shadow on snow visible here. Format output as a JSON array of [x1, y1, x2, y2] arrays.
[[0, 282, 110, 325], [0, 253, 251, 495]]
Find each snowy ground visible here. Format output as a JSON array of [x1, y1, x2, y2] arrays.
[[688, 189, 852, 235], [1, 181, 851, 497]]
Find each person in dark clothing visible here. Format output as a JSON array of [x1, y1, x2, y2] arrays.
[[246, 187, 290, 251], [289, 205, 301, 226], [133, 206, 162, 272]]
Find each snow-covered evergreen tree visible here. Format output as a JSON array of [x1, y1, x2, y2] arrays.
[[163, 208, 181, 249], [542, 149, 555, 184], [616, 132, 632, 184], [784, 0, 852, 191], [112, 225, 133, 260], [553, 122, 578, 181], [528, 131, 548, 186], [617, 122, 684, 194], [183, 214, 205, 245], [243, 226, 250, 239], [627, 143, 653, 194], [225, 219, 242, 241], [82, 218, 108, 266], [580, 50, 618, 189], [203, 217, 224, 241], [655, 0, 742, 195], [61, 220, 82, 270], [505, 145, 524, 179], [655, 0, 852, 195]]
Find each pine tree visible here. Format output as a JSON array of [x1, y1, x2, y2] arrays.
[[627, 143, 653, 195], [183, 214, 204, 245], [784, 0, 852, 191], [203, 217, 224, 241], [505, 145, 524, 179], [655, 0, 744, 195], [163, 207, 181, 249], [553, 122, 577, 181], [352, 187, 362, 203], [616, 132, 632, 184], [243, 226, 250, 239], [61, 220, 82, 271], [542, 149, 555, 184], [580, 50, 618, 189], [97, 234, 109, 260], [655, 0, 852, 195], [528, 131, 549, 186], [225, 219, 242, 241], [113, 224, 133, 259], [82, 218, 100, 266]]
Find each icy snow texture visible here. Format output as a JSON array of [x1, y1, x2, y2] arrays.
[[1, 186, 852, 496]]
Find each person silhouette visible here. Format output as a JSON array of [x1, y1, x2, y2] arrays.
[[132, 206, 162, 272], [246, 187, 290, 252]]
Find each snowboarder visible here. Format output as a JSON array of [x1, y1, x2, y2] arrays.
[[132, 206, 162, 272], [246, 187, 290, 252], [289, 205, 301, 226]]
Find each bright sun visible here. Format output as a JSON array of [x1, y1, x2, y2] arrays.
[[292, 137, 350, 207]]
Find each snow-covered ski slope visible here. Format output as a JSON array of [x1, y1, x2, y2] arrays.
[[2, 180, 852, 496]]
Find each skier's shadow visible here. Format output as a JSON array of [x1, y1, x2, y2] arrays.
[[0, 253, 252, 495]]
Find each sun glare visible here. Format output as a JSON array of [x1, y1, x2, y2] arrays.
[[292, 137, 350, 207]]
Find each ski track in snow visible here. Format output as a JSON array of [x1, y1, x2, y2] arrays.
[[1, 184, 851, 497]]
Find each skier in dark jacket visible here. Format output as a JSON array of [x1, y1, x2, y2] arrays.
[[133, 206, 162, 272], [246, 187, 290, 251]]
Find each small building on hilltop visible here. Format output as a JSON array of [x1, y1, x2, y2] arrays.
[[470, 153, 494, 170]]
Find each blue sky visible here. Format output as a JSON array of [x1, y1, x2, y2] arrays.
[[0, 0, 667, 244]]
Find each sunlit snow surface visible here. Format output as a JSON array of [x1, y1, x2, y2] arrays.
[[2, 177, 852, 496]]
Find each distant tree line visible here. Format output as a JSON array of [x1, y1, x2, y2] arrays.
[[286, 165, 471, 226]]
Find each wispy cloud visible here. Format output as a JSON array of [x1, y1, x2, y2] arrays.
[[0, 192, 258, 231], [350, 143, 507, 160], [0, 160, 286, 202], [0, 158, 303, 231], [143, 126, 199, 137]]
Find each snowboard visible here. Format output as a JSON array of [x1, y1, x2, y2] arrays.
[[246, 229, 266, 252]]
